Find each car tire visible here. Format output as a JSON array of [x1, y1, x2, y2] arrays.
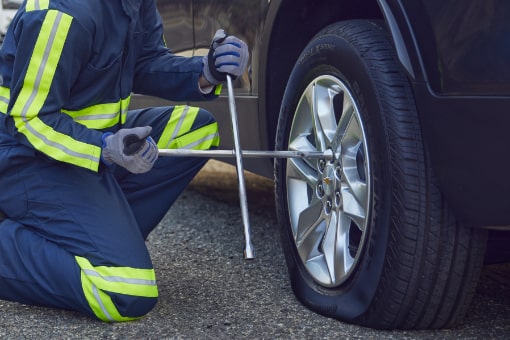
[[274, 19, 487, 330]]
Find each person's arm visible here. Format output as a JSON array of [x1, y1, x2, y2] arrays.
[[198, 75, 216, 94], [132, 1, 220, 101], [6, 7, 104, 171]]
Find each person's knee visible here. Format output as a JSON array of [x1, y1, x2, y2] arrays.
[[86, 291, 158, 322], [75, 256, 158, 322], [197, 108, 217, 126], [109, 293, 158, 321]]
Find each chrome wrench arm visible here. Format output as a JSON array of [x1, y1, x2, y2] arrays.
[[158, 148, 334, 159], [226, 75, 255, 259]]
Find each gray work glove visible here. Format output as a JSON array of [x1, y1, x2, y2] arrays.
[[202, 29, 249, 85], [101, 126, 158, 174]]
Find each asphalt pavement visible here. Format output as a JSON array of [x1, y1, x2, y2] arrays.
[[1, 160, 509, 339]]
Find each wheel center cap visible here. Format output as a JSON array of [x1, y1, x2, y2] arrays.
[[323, 165, 336, 196]]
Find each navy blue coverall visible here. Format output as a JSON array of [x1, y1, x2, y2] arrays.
[[0, 0, 220, 321]]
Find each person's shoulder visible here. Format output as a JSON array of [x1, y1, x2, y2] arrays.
[[48, 0, 102, 19], [44, 0, 111, 32]]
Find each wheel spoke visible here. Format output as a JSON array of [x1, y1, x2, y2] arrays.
[[288, 133, 317, 153], [332, 91, 354, 144], [288, 134, 319, 172], [290, 94, 314, 142], [338, 106, 363, 150], [307, 83, 328, 151], [314, 82, 340, 145], [338, 211, 355, 278], [343, 154, 368, 206], [322, 211, 356, 285], [322, 212, 337, 283], [295, 199, 324, 247], [341, 183, 367, 231], [339, 106, 368, 231], [295, 201, 323, 246], [286, 156, 318, 190]]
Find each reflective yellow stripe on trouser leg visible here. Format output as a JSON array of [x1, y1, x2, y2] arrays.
[[157, 105, 220, 150], [75, 256, 158, 322]]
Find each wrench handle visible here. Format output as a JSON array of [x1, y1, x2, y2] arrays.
[[226, 75, 255, 259], [207, 29, 229, 82]]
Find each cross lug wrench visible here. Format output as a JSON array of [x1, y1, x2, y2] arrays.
[[158, 75, 334, 260], [158, 30, 335, 259]]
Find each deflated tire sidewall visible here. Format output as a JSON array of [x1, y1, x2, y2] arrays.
[[276, 26, 393, 320]]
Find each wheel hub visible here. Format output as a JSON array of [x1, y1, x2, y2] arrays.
[[322, 163, 337, 196], [318, 159, 342, 214]]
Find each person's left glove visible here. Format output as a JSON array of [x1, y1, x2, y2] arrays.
[[101, 126, 158, 174], [202, 29, 249, 85]]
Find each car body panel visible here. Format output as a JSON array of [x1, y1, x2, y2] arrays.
[[132, 0, 510, 227], [0, 1, 22, 42], [402, 0, 510, 95], [386, 0, 510, 225]]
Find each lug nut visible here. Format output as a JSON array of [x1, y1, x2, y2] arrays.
[[335, 190, 341, 206], [325, 199, 332, 214], [317, 183, 325, 198], [318, 159, 326, 172]]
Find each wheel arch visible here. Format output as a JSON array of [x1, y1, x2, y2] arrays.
[[259, 0, 423, 152]]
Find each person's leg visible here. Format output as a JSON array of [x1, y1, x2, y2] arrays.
[[0, 150, 157, 321], [116, 105, 220, 238]]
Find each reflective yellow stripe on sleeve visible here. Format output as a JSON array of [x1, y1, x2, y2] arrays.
[[0, 86, 9, 113], [214, 84, 222, 96], [62, 96, 131, 129], [76, 256, 158, 322], [26, 0, 50, 12], [9, 10, 101, 171]]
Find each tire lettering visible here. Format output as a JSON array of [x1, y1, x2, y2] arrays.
[[297, 43, 335, 65]]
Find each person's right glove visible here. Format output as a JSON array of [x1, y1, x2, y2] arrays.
[[101, 126, 158, 174], [202, 29, 249, 85]]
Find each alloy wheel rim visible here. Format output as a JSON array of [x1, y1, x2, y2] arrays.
[[286, 75, 371, 287]]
